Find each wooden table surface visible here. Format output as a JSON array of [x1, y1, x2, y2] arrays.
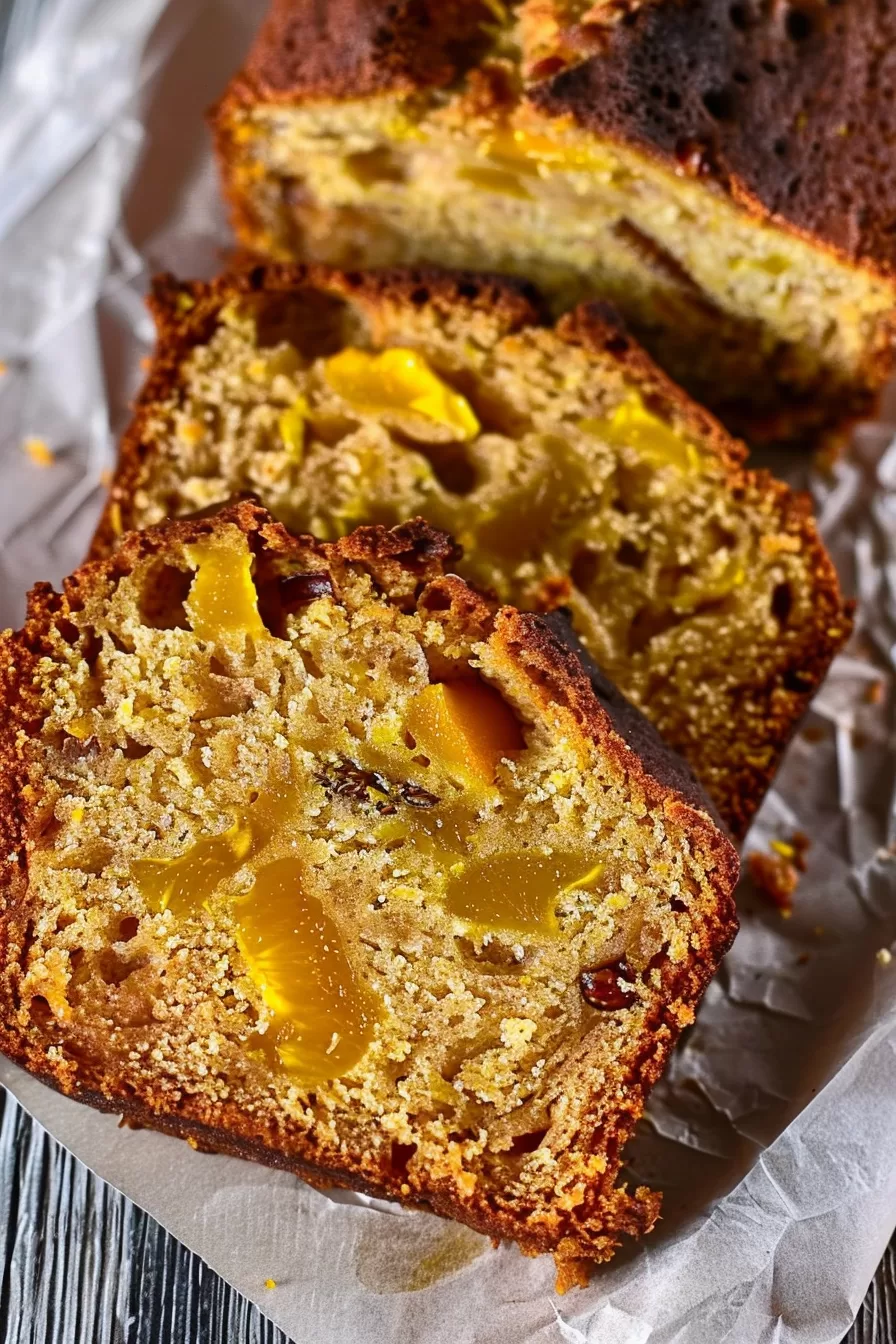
[[0, 1085, 893, 1343]]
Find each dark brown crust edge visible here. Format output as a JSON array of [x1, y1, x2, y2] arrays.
[[0, 500, 738, 1290]]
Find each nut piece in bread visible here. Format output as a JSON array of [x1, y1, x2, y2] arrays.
[[0, 502, 738, 1289], [210, 0, 896, 445], [95, 265, 852, 835]]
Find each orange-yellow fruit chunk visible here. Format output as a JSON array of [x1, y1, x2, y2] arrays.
[[324, 347, 480, 440], [579, 396, 701, 474], [184, 536, 266, 644], [235, 857, 377, 1083], [445, 851, 602, 936], [406, 680, 524, 790]]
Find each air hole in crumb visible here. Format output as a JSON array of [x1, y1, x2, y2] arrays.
[[56, 618, 81, 646], [760, 59, 779, 73], [81, 628, 103, 670], [69, 948, 85, 971], [55, 914, 76, 932], [118, 916, 140, 942], [702, 87, 735, 121], [728, 2, 749, 27], [254, 288, 368, 358], [771, 582, 793, 624], [344, 147, 406, 187], [570, 547, 601, 591], [785, 7, 813, 39], [774, 138, 788, 156], [30, 995, 52, 1025], [139, 562, 192, 630], [783, 667, 813, 692], [411, 754, 431, 768], [410, 441, 477, 495], [390, 1141, 418, 1175], [615, 540, 646, 569], [97, 949, 144, 986], [123, 737, 153, 760], [418, 585, 453, 613], [508, 1129, 547, 1156], [403, 730, 417, 750], [627, 606, 687, 655]]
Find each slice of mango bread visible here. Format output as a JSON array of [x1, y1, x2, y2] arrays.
[[94, 264, 852, 836], [0, 501, 738, 1288]]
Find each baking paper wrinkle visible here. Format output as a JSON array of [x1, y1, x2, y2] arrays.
[[0, 0, 895, 1340]]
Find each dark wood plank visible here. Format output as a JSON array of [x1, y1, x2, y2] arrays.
[[0, 1085, 892, 1342]]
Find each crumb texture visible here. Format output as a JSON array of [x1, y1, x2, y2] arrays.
[[0, 503, 737, 1279]]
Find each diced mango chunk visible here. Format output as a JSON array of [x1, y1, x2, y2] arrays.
[[278, 397, 307, 460], [580, 395, 701, 474], [406, 680, 523, 791], [184, 536, 266, 644], [444, 851, 601, 936], [324, 348, 480, 441], [480, 128, 616, 176], [236, 857, 377, 1084]]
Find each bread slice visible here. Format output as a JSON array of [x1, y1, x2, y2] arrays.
[[211, 0, 896, 445], [0, 500, 738, 1288], [95, 264, 852, 836]]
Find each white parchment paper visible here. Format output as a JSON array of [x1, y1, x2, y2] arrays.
[[0, 3, 895, 1340]]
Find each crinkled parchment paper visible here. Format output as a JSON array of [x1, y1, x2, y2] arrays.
[[0, 3, 895, 1340]]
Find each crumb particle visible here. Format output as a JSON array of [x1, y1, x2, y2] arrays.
[[23, 437, 53, 467], [876, 948, 892, 967]]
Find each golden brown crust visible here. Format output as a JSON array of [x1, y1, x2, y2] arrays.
[[0, 500, 738, 1285]]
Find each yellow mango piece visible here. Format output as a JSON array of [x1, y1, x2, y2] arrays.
[[134, 819, 252, 917], [406, 680, 523, 791], [580, 395, 701, 474], [235, 857, 378, 1083], [324, 348, 479, 441], [456, 165, 532, 199], [444, 851, 601, 937], [184, 536, 266, 644], [480, 128, 616, 176], [278, 397, 307, 460]]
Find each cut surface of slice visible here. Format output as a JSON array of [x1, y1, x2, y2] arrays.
[[0, 502, 738, 1287], [95, 265, 853, 835], [210, 0, 896, 443]]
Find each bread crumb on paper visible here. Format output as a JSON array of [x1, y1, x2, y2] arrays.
[[749, 848, 799, 914], [23, 437, 54, 467], [264, 1279, 277, 1290]]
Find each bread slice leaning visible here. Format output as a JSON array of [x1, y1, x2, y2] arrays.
[[0, 501, 738, 1289], [93, 264, 852, 835]]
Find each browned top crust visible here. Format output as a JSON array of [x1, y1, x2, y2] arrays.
[[231, 0, 498, 103], [531, 0, 896, 278], [225, 0, 896, 279]]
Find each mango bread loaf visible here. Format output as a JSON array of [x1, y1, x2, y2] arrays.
[[95, 265, 852, 836], [211, 0, 896, 444], [0, 501, 739, 1288]]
